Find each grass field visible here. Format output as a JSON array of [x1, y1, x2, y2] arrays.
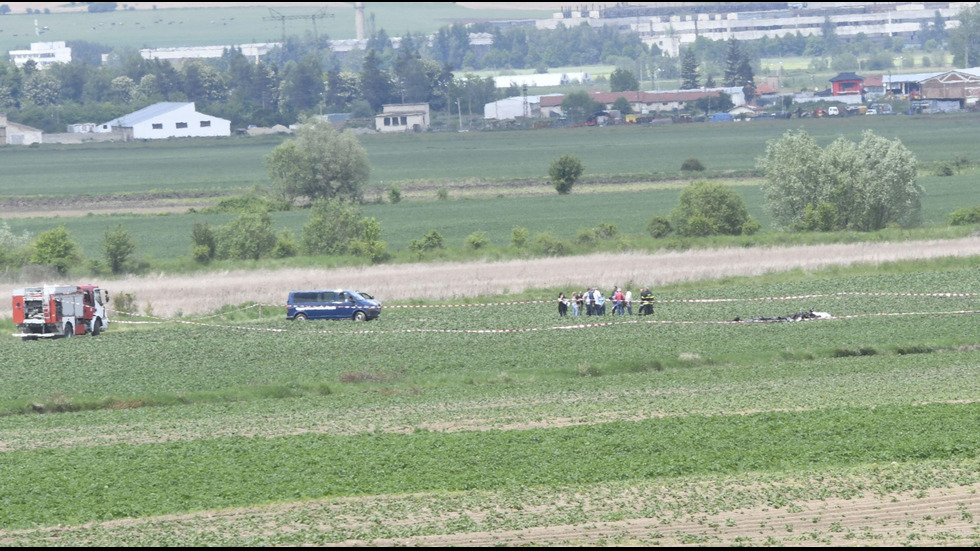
[[4, 114, 980, 260], [2, 258, 980, 544], [0, 3, 553, 55]]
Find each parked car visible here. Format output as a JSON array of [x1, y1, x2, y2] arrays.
[[827, 106, 840, 116], [866, 107, 878, 115], [813, 108, 827, 117], [286, 289, 382, 321], [709, 112, 734, 122]]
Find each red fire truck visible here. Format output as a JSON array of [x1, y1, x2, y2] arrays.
[[12, 285, 109, 340]]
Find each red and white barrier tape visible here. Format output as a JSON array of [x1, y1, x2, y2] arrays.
[[112, 309, 980, 335]]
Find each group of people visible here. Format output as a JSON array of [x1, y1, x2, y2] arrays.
[[558, 287, 655, 317]]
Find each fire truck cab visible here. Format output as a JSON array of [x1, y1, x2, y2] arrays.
[[12, 285, 109, 340]]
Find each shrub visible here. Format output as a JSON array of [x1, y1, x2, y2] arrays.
[[511, 226, 530, 248], [597, 222, 618, 239], [647, 216, 672, 238], [103, 224, 136, 274], [934, 162, 954, 177], [271, 229, 299, 258], [531, 232, 568, 256], [216, 212, 277, 261], [191, 222, 217, 260], [387, 185, 401, 203], [575, 228, 599, 246], [948, 205, 980, 226], [464, 231, 490, 250], [30, 225, 83, 275], [113, 292, 137, 315], [549, 154, 584, 194], [670, 180, 752, 237], [796, 202, 838, 232], [409, 230, 445, 259], [681, 158, 705, 172], [436, 188, 449, 201]]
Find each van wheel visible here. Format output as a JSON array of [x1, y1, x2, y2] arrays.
[[63, 323, 73, 339], [353, 311, 367, 322], [294, 313, 307, 321], [92, 318, 102, 336]]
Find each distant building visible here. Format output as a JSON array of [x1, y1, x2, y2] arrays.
[[97, 102, 231, 140], [139, 43, 278, 63], [375, 103, 430, 133], [0, 113, 43, 145], [9, 41, 71, 68], [830, 72, 864, 96], [484, 95, 543, 120], [492, 73, 591, 89]]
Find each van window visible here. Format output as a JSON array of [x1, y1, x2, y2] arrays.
[[319, 291, 336, 302], [294, 292, 318, 303]]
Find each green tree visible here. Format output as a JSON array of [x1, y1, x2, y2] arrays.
[[30, 225, 83, 275], [267, 118, 371, 203], [669, 180, 754, 237], [951, 3, 980, 67], [103, 224, 136, 274], [216, 212, 277, 261], [611, 96, 633, 114], [609, 68, 639, 92], [349, 217, 388, 263], [549, 154, 584, 195], [758, 129, 921, 231], [680, 48, 699, 89], [191, 222, 217, 263], [301, 198, 364, 256], [359, 49, 393, 111], [560, 90, 601, 124], [0, 5, 11, 15]]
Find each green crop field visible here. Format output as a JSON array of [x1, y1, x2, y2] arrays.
[[4, 115, 980, 261], [0, 4, 553, 56], [2, 259, 980, 544], [3, 114, 980, 198]]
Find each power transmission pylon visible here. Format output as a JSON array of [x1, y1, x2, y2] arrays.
[[264, 6, 334, 66]]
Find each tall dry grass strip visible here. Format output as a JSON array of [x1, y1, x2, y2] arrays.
[[3, 237, 980, 318]]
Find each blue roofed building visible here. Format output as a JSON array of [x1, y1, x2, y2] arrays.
[[97, 102, 230, 140]]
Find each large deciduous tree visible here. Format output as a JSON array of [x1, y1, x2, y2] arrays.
[[758, 129, 921, 231], [267, 118, 371, 203]]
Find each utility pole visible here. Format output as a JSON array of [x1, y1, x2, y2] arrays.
[[457, 97, 463, 130]]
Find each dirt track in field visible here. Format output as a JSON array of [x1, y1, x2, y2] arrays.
[[3, 477, 979, 546]]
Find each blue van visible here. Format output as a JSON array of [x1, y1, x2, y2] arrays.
[[286, 289, 382, 321]]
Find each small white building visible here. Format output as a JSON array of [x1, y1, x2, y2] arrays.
[[0, 113, 43, 145], [375, 103, 430, 133], [97, 102, 231, 140], [9, 41, 72, 68]]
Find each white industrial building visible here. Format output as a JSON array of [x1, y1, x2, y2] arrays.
[[9, 41, 71, 68], [139, 43, 278, 63], [97, 102, 230, 140], [0, 113, 43, 145], [492, 72, 591, 89]]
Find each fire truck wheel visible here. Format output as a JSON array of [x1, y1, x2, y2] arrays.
[[92, 318, 102, 336], [63, 323, 73, 339]]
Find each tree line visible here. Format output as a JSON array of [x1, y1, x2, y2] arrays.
[[0, 9, 976, 132]]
